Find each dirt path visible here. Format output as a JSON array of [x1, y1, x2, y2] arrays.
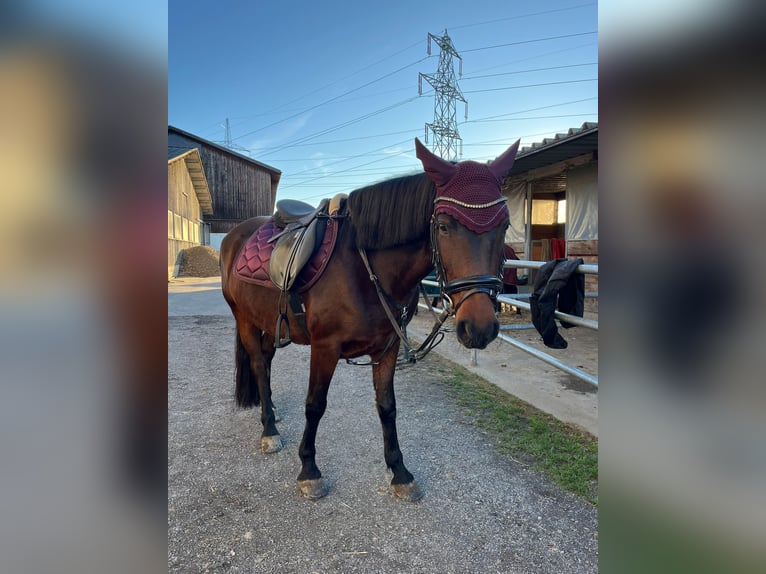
[[168, 283, 598, 572]]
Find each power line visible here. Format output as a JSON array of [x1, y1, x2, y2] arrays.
[[469, 41, 596, 76], [466, 112, 597, 124], [466, 97, 597, 122], [449, 2, 597, 31], [462, 62, 597, 81], [227, 39, 427, 129], [279, 137, 415, 180], [251, 96, 420, 157], [232, 57, 431, 143], [462, 31, 598, 53], [230, 33, 594, 145], [263, 97, 598, 160], [463, 78, 597, 94]]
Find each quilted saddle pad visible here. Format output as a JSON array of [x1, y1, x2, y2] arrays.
[[234, 217, 339, 293]]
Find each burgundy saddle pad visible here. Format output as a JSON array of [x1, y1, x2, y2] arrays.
[[234, 216, 339, 293]]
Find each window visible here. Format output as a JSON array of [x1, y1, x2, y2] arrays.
[[174, 214, 182, 239], [531, 199, 557, 225]]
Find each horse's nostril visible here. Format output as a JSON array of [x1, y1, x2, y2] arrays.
[[456, 320, 469, 340]]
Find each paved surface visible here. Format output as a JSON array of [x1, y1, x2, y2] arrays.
[[168, 277, 598, 573], [406, 310, 598, 437]]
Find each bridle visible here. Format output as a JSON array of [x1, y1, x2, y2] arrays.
[[429, 213, 505, 315], [355, 206, 506, 366]]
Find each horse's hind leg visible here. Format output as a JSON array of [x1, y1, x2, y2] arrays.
[[373, 344, 423, 501], [260, 331, 280, 422], [237, 323, 282, 453], [296, 344, 339, 500]]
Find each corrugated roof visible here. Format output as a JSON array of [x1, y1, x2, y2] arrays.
[[168, 148, 214, 216], [505, 122, 597, 177]]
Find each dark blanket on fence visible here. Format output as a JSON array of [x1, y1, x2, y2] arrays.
[[530, 258, 585, 349]]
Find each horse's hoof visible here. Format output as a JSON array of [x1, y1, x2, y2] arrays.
[[391, 480, 423, 502], [297, 478, 328, 500], [260, 434, 282, 454]]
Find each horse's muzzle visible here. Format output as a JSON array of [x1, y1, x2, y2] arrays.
[[456, 314, 500, 349], [443, 274, 501, 349]]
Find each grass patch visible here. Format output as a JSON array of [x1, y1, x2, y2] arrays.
[[438, 363, 598, 505]]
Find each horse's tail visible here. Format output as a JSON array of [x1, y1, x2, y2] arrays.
[[234, 329, 260, 408]]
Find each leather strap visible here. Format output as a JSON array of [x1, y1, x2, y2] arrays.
[[357, 248, 449, 364]]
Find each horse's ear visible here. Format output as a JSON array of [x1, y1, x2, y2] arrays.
[[488, 139, 520, 182], [415, 138, 457, 186]]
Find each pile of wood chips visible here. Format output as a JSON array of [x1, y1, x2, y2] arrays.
[[177, 245, 221, 277]]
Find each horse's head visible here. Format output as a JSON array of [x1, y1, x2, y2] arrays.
[[416, 138, 520, 349]]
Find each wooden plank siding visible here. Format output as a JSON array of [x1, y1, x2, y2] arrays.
[[168, 158, 204, 277], [567, 241, 598, 316], [169, 128, 279, 234], [199, 150, 274, 233]]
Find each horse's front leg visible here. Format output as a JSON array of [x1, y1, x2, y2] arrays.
[[296, 344, 339, 500], [373, 343, 423, 501]]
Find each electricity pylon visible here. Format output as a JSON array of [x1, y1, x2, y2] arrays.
[[418, 30, 467, 161]]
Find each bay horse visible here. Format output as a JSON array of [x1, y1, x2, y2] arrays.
[[220, 138, 520, 501]]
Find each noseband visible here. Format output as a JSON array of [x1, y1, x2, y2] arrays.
[[429, 214, 503, 315], [355, 207, 505, 365]]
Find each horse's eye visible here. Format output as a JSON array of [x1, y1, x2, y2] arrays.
[[438, 223, 449, 235]]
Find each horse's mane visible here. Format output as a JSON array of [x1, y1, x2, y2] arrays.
[[347, 172, 436, 249]]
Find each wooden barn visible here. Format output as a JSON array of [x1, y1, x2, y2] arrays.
[[168, 125, 281, 248], [168, 148, 214, 277], [501, 122, 598, 314]]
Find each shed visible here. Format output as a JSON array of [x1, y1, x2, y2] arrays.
[[168, 126, 281, 247], [168, 148, 214, 277], [501, 122, 598, 314]]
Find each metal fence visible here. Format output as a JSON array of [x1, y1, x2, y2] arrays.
[[419, 259, 598, 387]]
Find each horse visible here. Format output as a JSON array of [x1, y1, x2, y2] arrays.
[[220, 138, 520, 501]]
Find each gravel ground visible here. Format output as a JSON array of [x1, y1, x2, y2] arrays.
[[168, 311, 598, 573]]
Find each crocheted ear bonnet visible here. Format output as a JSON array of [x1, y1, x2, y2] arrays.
[[415, 138, 520, 233]]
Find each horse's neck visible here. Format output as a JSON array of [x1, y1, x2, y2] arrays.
[[366, 241, 432, 302]]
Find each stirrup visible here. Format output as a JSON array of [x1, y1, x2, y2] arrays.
[[275, 312, 291, 348]]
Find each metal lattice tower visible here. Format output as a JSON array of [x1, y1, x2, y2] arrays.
[[418, 30, 467, 161]]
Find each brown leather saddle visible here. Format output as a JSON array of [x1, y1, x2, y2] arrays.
[[234, 193, 347, 347]]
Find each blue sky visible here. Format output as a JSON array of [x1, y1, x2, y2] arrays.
[[169, 0, 597, 205]]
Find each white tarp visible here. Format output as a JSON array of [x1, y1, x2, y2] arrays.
[[505, 180, 526, 243], [566, 164, 598, 240]]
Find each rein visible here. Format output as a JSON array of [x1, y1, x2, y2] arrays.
[[352, 214, 502, 366], [351, 248, 448, 366]]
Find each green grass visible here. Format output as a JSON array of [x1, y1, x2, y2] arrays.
[[437, 363, 598, 505]]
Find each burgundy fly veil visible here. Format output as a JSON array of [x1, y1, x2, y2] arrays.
[[414, 138, 520, 233]]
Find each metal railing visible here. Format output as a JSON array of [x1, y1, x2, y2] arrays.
[[418, 259, 598, 387]]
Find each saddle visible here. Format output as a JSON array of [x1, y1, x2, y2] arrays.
[[234, 193, 347, 347], [268, 198, 330, 292]]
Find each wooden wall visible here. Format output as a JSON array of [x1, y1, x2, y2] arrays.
[[169, 131, 277, 234], [168, 159, 203, 277], [201, 151, 274, 233], [566, 239, 598, 316]]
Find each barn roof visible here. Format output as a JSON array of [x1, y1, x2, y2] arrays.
[[168, 148, 214, 216], [168, 125, 281, 190], [505, 122, 598, 177]]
